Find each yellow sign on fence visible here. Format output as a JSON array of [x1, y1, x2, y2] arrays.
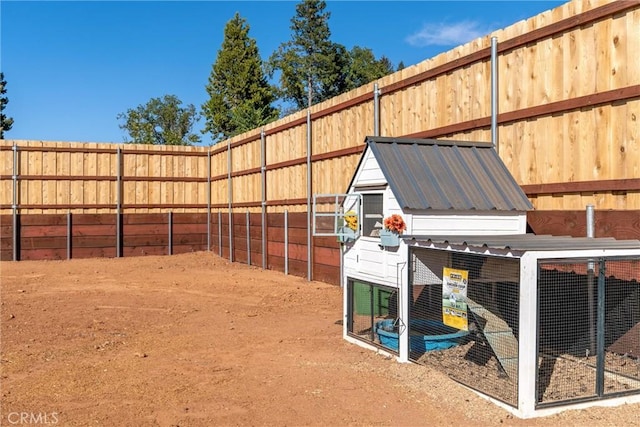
[[442, 267, 469, 331]]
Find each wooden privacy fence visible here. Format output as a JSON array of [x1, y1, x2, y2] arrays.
[[0, 211, 341, 284], [1, 0, 639, 283]]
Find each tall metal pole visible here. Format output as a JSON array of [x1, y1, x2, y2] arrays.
[[373, 83, 381, 137], [261, 128, 267, 269], [491, 36, 499, 153], [218, 211, 222, 257], [168, 211, 173, 255], [284, 210, 289, 275], [11, 142, 18, 261], [67, 211, 72, 260], [227, 139, 233, 262], [586, 205, 595, 239], [596, 258, 606, 396], [246, 210, 251, 266], [207, 150, 211, 252], [306, 109, 312, 281], [587, 204, 596, 354], [116, 146, 122, 258]]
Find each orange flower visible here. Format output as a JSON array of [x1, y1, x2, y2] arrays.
[[383, 214, 406, 234]]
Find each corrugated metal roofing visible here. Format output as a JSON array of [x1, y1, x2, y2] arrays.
[[407, 234, 640, 252], [364, 136, 533, 211]]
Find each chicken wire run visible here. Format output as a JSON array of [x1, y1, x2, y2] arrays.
[[345, 235, 640, 419]]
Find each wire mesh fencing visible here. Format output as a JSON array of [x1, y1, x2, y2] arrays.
[[410, 248, 520, 407], [347, 280, 399, 352], [537, 257, 640, 406]]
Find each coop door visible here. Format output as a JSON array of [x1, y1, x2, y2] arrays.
[[312, 193, 361, 242]]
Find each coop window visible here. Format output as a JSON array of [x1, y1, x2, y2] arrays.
[[362, 193, 383, 237]]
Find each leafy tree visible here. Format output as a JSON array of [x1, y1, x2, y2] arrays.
[[397, 61, 406, 71], [117, 95, 200, 145], [269, 0, 349, 110], [202, 13, 278, 143], [0, 72, 14, 139], [345, 47, 395, 90]]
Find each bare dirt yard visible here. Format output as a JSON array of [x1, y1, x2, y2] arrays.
[[1, 252, 638, 426]]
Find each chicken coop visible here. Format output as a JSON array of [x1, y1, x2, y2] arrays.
[[329, 136, 640, 418]]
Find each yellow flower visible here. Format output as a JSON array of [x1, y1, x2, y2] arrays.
[[344, 210, 358, 231]]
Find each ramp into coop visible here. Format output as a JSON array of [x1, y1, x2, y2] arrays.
[[467, 297, 518, 379], [608, 322, 640, 359]]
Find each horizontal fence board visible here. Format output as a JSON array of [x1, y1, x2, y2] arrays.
[[21, 225, 67, 238], [0, 237, 12, 250], [19, 236, 66, 249], [20, 248, 66, 261], [123, 213, 168, 225], [18, 214, 67, 226], [72, 247, 118, 259], [72, 224, 118, 236], [73, 236, 118, 248], [72, 214, 117, 225], [0, 250, 12, 261]]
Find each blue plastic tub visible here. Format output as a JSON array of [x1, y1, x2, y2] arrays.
[[375, 319, 469, 353]]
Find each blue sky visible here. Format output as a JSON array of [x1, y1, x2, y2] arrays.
[[1, 0, 566, 145]]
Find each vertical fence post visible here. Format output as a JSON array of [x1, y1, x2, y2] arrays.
[[227, 139, 233, 262], [261, 128, 266, 270], [67, 211, 72, 260], [218, 211, 222, 257], [373, 83, 381, 137], [306, 109, 312, 281], [168, 211, 173, 255], [207, 150, 211, 252], [595, 258, 606, 397], [284, 210, 289, 275], [491, 36, 499, 153], [246, 210, 251, 266], [587, 204, 596, 354], [116, 146, 122, 258], [11, 141, 19, 261]]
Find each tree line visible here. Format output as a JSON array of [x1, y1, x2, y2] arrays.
[[119, 0, 402, 146]]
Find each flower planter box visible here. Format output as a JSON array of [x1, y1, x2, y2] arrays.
[[338, 226, 357, 243], [379, 229, 400, 247]]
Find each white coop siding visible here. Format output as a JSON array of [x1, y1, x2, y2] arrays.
[[411, 212, 527, 235], [351, 149, 386, 187], [344, 242, 407, 289]]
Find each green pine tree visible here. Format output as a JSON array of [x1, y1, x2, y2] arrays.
[[202, 13, 278, 144], [0, 73, 14, 139], [117, 95, 200, 145], [269, 0, 349, 110], [345, 47, 395, 90]]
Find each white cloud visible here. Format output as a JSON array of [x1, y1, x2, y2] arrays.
[[406, 21, 488, 47]]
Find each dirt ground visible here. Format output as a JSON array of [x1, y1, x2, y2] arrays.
[[1, 252, 638, 427]]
